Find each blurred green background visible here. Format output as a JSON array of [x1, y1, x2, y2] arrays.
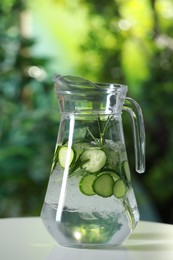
[[0, 0, 173, 224]]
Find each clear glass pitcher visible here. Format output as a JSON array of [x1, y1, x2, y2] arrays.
[[41, 75, 145, 248]]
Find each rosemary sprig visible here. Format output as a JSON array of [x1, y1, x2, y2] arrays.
[[86, 115, 114, 146], [51, 144, 59, 173], [86, 126, 99, 145], [69, 156, 89, 175]]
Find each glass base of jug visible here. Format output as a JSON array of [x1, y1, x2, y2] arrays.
[[41, 201, 139, 248]]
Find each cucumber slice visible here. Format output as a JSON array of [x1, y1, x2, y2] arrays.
[[73, 142, 92, 160], [58, 146, 75, 168], [80, 149, 107, 173], [101, 170, 120, 182], [79, 173, 96, 196], [123, 160, 131, 181], [93, 173, 114, 197], [113, 179, 126, 198]]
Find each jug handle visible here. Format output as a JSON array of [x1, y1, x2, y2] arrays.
[[123, 97, 145, 173]]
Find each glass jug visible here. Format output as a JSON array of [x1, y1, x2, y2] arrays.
[[41, 75, 145, 248]]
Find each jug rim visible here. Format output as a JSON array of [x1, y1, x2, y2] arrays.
[[95, 82, 128, 94]]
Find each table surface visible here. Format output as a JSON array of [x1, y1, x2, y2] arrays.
[[0, 217, 173, 260]]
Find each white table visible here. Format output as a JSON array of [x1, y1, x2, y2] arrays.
[[0, 217, 173, 260]]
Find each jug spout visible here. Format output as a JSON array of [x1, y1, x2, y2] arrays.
[[53, 74, 98, 89]]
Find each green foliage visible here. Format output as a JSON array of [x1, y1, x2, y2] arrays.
[[0, 0, 58, 217], [76, 0, 173, 223], [139, 44, 173, 223]]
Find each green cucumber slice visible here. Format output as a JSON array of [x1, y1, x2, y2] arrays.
[[123, 160, 131, 181], [58, 146, 75, 168], [79, 173, 96, 196], [113, 179, 126, 198], [100, 170, 120, 182], [80, 149, 107, 173], [73, 142, 92, 160], [93, 173, 114, 197]]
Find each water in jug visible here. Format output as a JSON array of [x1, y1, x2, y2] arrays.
[[41, 75, 145, 248]]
